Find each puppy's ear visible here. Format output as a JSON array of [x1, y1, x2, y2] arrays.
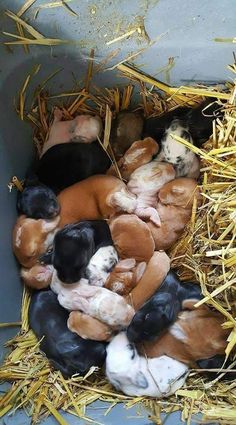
[[134, 371, 148, 389], [134, 262, 146, 283], [171, 186, 185, 194], [115, 258, 136, 272]]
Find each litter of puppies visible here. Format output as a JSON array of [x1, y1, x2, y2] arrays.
[[1, 60, 236, 425]]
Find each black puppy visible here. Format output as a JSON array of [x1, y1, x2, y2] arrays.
[[29, 290, 107, 377], [36, 141, 111, 194], [17, 179, 60, 219], [196, 355, 236, 381], [143, 98, 224, 148], [127, 270, 202, 343], [41, 220, 117, 284]]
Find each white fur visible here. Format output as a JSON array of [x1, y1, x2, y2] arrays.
[[86, 246, 118, 286], [169, 322, 187, 342], [43, 228, 58, 251], [106, 333, 188, 397], [15, 227, 22, 247], [51, 272, 134, 328]]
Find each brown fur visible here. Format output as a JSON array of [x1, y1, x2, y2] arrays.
[[140, 304, 229, 367], [126, 251, 170, 311], [147, 178, 201, 250], [21, 264, 53, 289], [57, 175, 137, 227], [107, 138, 159, 180], [109, 214, 155, 262], [104, 258, 146, 296], [12, 215, 59, 268], [67, 311, 113, 341], [110, 111, 144, 159]]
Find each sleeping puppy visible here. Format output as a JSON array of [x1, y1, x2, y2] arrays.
[[29, 290, 107, 377], [127, 271, 202, 343], [17, 182, 60, 219], [41, 220, 118, 285], [106, 332, 188, 397]]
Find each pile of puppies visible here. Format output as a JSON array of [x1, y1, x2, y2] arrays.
[[12, 100, 231, 398]]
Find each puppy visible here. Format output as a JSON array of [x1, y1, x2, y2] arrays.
[[140, 303, 230, 368], [109, 214, 155, 262], [106, 332, 188, 397], [29, 290, 107, 377], [41, 108, 103, 157], [68, 311, 113, 341], [21, 264, 53, 289], [12, 215, 59, 268], [127, 271, 202, 343], [51, 275, 135, 328], [127, 162, 176, 226], [17, 183, 60, 219], [110, 111, 144, 159], [36, 141, 111, 194], [107, 137, 159, 180], [104, 258, 146, 296], [41, 220, 117, 284], [155, 119, 200, 178], [147, 178, 200, 250]]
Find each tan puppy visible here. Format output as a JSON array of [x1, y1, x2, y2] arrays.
[[68, 311, 113, 341], [104, 258, 146, 296], [12, 215, 59, 268], [57, 175, 138, 228], [107, 137, 159, 180], [109, 214, 155, 262], [21, 264, 53, 289], [127, 162, 176, 226], [127, 251, 170, 311], [140, 303, 229, 367], [41, 107, 103, 157], [147, 178, 201, 250]]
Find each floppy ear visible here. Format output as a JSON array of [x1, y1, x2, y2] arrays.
[[115, 258, 136, 272], [134, 262, 146, 283], [134, 371, 148, 389]]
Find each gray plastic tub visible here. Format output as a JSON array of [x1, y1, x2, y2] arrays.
[[0, 1, 234, 423]]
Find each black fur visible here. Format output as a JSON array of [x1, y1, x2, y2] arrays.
[[40, 220, 114, 284], [36, 141, 111, 194], [127, 270, 202, 343], [17, 181, 60, 219], [29, 290, 107, 377], [143, 98, 224, 148], [196, 355, 236, 381]]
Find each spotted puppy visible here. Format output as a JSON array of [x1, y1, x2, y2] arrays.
[[156, 119, 200, 178]]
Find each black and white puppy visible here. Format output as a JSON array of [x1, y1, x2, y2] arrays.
[[17, 181, 60, 219], [41, 220, 118, 285], [36, 141, 111, 194], [29, 290, 107, 377], [127, 270, 202, 343]]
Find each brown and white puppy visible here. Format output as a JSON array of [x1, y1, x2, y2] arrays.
[[147, 178, 201, 250], [127, 162, 176, 226], [140, 303, 229, 367], [41, 108, 103, 157], [107, 137, 159, 180], [110, 111, 144, 159], [68, 311, 113, 341], [126, 251, 170, 311], [21, 264, 53, 289], [109, 214, 155, 262], [12, 215, 59, 268], [104, 258, 146, 296], [57, 175, 137, 228]]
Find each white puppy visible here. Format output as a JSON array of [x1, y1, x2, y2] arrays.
[[106, 332, 188, 397]]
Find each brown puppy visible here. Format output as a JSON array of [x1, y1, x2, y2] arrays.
[[107, 137, 159, 180], [147, 178, 201, 250], [57, 175, 138, 228], [109, 214, 155, 262], [21, 264, 53, 289], [104, 258, 146, 296], [140, 303, 229, 367], [12, 215, 59, 268], [110, 111, 144, 159], [68, 311, 113, 341], [126, 251, 170, 311]]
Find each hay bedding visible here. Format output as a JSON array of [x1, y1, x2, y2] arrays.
[[1, 5, 236, 425]]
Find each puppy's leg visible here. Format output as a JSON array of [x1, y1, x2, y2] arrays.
[[134, 206, 161, 227], [109, 188, 137, 213]]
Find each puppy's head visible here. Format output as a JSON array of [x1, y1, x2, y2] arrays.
[[52, 223, 96, 284], [158, 178, 200, 207], [17, 185, 60, 219], [127, 292, 179, 343]]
